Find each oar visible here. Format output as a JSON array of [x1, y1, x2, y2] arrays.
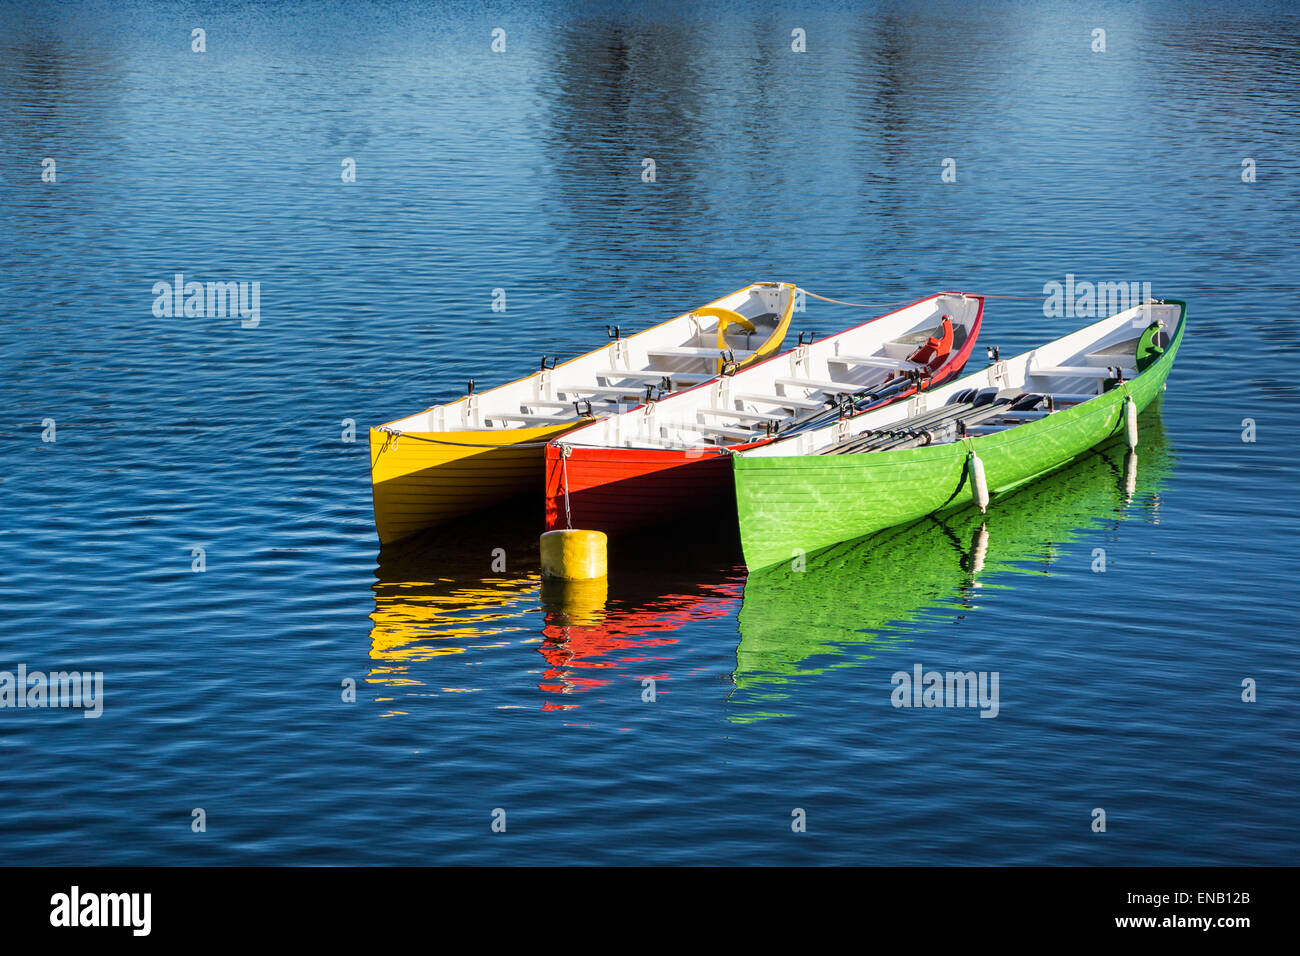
[[873, 399, 1020, 451], [824, 395, 984, 454], [829, 392, 1046, 454], [780, 373, 921, 438]]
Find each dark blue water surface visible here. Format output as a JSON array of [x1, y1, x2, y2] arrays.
[[2, 0, 1298, 864]]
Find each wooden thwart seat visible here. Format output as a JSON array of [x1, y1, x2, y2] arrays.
[[595, 369, 707, 383], [698, 407, 784, 422], [681, 422, 754, 440], [774, 376, 865, 393], [488, 412, 577, 425], [647, 346, 756, 359], [1031, 365, 1137, 379], [830, 354, 926, 371], [560, 386, 648, 397], [734, 392, 825, 410], [1086, 341, 1140, 358]]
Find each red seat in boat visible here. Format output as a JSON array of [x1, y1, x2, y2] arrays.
[[906, 316, 954, 371]]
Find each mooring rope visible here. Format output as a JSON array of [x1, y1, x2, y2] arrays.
[[560, 446, 573, 530], [798, 289, 913, 309], [376, 427, 557, 450], [799, 287, 1050, 307], [376, 426, 688, 454]]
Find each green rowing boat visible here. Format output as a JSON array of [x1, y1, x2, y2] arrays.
[[732, 300, 1185, 571]]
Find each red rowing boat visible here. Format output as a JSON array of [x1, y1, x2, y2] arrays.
[[544, 291, 985, 535]]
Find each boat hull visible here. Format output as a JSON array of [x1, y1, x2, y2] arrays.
[[370, 282, 798, 543], [733, 310, 1183, 571], [544, 445, 735, 534], [543, 300, 983, 536], [370, 421, 586, 545]]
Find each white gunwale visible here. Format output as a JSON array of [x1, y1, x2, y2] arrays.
[[554, 292, 984, 450], [379, 282, 797, 435], [741, 301, 1179, 459]]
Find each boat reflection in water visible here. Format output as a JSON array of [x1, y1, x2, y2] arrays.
[[731, 411, 1173, 721], [537, 542, 744, 708], [370, 500, 744, 712], [370, 413, 1170, 716], [369, 503, 543, 714]]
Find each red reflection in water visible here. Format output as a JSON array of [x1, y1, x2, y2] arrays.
[[538, 582, 741, 704]]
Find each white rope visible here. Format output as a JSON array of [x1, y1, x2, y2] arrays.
[[798, 288, 912, 308], [799, 287, 1052, 307], [377, 427, 555, 449], [560, 446, 573, 530]]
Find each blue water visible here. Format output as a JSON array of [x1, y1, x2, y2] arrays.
[[2, 0, 1298, 864]]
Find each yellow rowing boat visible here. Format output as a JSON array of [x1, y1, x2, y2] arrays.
[[370, 282, 797, 544]]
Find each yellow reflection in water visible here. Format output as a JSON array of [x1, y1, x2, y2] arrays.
[[368, 514, 544, 702], [370, 576, 540, 668]]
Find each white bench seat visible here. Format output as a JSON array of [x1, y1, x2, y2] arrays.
[[697, 407, 785, 422], [1031, 365, 1137, 379], [1041, 392, 1099, 405], [487, 413, 577, 425], [647, 346, 756, 358], [734, 392, 825, 410], [774, 376, 866, 393], [520, 399, 580, 409], [683, 423, 754, 441], [560, 386, 648, 397], [594, 369, 708, 383], [830, 354, 925, 371], [1086, 342, 1140, 358]]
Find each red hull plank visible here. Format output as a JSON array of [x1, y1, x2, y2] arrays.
[[545, 447, 735, 534]]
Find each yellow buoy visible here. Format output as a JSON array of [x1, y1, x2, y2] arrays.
[[540, 529, 608, 581], [540, 576, 608, 624]]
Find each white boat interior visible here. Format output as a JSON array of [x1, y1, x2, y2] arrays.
[[382, 282, 796, 433], [557, 292, 983, 450], [740, 301, 1179, 458]]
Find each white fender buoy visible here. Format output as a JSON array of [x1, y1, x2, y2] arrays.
[[968, 450, 989, 513], [1125, 396, 1139, 450], [970, 523, 989, 574]]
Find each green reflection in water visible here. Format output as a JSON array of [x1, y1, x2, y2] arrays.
[[731, 409, 1174, 721]]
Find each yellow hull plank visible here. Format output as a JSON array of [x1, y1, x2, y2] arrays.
[[370, 422, 582, 544]]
